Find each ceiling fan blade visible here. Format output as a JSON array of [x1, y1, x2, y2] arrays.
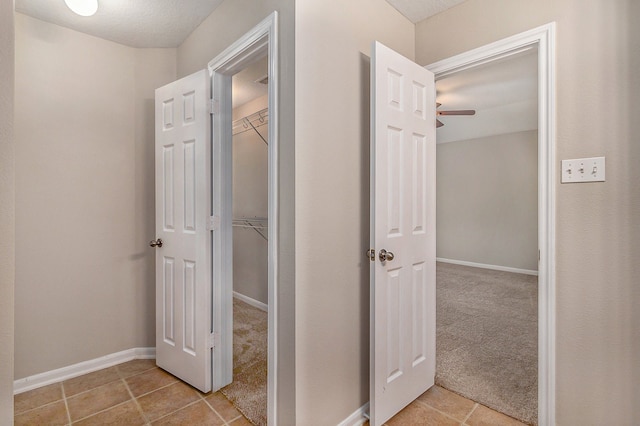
[[437, 110, 476, 116], [436, 119, 444, 128]]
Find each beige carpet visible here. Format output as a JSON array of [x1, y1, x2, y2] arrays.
[[221, 298, 268, 426], [436, 262, 538, 425]]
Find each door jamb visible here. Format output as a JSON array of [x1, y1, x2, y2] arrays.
[[425, 23, 556, 426], [207, 12, 279, 425]]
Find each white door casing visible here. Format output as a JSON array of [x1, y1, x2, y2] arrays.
[[370, 41, 436, 426], [154, 69, 212, 393]]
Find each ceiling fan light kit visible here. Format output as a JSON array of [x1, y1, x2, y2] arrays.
[[64, 0, 98, 17]]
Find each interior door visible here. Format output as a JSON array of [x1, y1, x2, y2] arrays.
[[370, 41, 436, 426], [154, 70, 212, 392]]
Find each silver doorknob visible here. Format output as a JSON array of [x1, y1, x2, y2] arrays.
[[149, 238, 163, 248], [379, 249, 394, 262]]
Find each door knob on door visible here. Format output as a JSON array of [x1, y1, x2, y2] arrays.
[[149, 238, 163, 248], [379, 249, 394, 262]]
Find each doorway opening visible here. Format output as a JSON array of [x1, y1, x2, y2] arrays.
[[434, 48, 539, 425], [426, 23, 556, 425], [207, 12, 279, 426], [216, 56, 270, 425]]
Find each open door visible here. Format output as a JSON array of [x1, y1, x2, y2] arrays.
[[369, 41, 436, 425], [153, 70, 212, 393]]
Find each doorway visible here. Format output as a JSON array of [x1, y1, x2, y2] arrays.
[[207, 12, 279, 426], [218, 56, 270, 426], [426, 23, 557, 425], [434, 49, 539, 424]]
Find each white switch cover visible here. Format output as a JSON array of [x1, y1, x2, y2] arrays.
[[561, 157, 605, 183]]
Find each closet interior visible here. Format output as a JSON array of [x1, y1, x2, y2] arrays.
[[219, 56, 269, 426]]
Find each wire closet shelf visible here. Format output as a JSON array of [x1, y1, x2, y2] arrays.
[[232, 107, 268, 145], [232, 217, 268, 240]]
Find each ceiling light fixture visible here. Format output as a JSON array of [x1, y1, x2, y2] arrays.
[[64, 0, 98, 17]]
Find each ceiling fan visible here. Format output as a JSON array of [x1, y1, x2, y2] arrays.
[[436, 103, 476, 128]]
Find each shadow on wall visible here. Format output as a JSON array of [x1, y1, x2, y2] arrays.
[[359, 51, 371, 403]]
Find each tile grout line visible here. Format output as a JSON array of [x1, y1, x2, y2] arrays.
[[121, 375, 152, 425], [414, 398, 468, 424], [70, 398, 134, 424], [116, 364, 158, 381], [61, 382, 72, 425], [133, 378, 180, 399], [13, 396, 65, 416], [62, 369, 122, 400], [197, 391, 231, 425], [147, 397, 204, 424], [67, 374, 144, 424], [462, 403, 479, 424]]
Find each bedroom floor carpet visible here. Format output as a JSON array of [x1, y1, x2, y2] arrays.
[[436, 262, 538, 425]]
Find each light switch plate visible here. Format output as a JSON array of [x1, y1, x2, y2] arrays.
[[561, 157, 605, 183]]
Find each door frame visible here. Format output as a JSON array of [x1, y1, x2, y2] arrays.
[[425, 23, 556, 425], [207, 12, 279, 424]]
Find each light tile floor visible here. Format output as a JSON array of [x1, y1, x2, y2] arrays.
[[14, 359, 251, 425], [15, 360, 528, 425], [379, 385, 529, 426]]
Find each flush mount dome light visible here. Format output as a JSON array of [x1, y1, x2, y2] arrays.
[[64, 0, 98, 16]]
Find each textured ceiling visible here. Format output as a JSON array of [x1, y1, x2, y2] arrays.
[[435, 49, 539, 144], [14, 0, 468, 48], [14, 0, 224, 48], [385, 0, 469, 23]]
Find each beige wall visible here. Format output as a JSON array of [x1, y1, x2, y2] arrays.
[[0, 0, 15, 421], [294, 0, 414, 423], [14, 14, 176, 379], [233, 96, 269, 305], [437, 131, 538, 271], [133, 48, 178, 342], [177, 1, 296, 421], [417, 0, 640, 423]]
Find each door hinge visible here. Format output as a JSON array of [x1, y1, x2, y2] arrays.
[[208, 332, 217, 349], [207, 99, 219, 115], [207, 216, 220, 231]]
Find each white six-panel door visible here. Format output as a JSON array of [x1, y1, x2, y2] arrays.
[[154, 70, 212, 393], [370, 41, 436, 426]]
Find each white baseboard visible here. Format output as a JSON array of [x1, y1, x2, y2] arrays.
[[436, 257, 538, 276], [14, 347, 155, 395], [233, 291, 268, 312], [337, 402, 369, 426]]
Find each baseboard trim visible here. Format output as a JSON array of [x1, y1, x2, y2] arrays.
[[233, 291, 268, 312], [14, 347, 156, 395], [337, 402, 369, 426], [436, 257, 538, 276]]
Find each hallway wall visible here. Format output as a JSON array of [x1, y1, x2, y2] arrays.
[[14, 14, 176, 379], [0, 1, 15, 421]]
